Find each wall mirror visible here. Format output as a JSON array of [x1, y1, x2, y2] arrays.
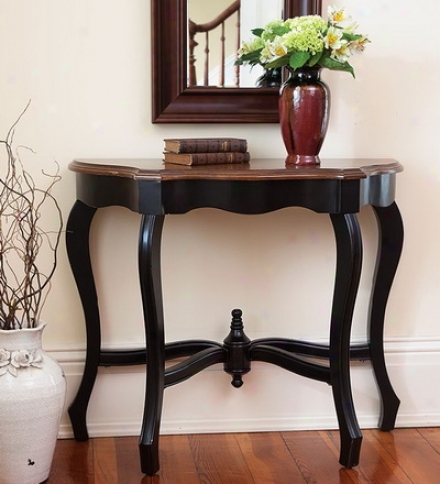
[[151, 0, 322, 123]]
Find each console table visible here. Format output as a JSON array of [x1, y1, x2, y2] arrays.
[[66, 158, 404, 475]]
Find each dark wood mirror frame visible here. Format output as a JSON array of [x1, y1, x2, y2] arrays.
[[151, 0, 322, 123]]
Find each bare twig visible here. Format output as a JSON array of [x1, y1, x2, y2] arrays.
[[0, 103, 63, 330]]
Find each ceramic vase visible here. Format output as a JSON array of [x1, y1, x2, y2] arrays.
[[256, 67, 282, 88], [0, 323, 66, 484], [279, 66, 330, 166]]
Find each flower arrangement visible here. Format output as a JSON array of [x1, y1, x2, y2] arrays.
[[235, 6, 369, 78]]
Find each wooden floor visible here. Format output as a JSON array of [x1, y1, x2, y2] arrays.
[[47, 428, 440, 483]]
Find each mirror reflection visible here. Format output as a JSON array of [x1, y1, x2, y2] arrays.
[[188, 0, 283, 88]]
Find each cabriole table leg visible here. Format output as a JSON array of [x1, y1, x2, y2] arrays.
[[66, 200, 99, 442], [138, 214, 166, 475], [330, 213, 364, 467], [370, 202, 404, 431]]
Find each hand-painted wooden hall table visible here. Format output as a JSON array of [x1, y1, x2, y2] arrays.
[[66, 158, 404, 475]]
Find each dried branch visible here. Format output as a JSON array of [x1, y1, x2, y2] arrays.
[[0, 103, 63, 330]]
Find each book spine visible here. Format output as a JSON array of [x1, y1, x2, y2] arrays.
[[165, 151, 250, 165], [189, 152, 250, 164], [171, 139, 248, 154]]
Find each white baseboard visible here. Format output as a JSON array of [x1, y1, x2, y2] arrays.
[[52, 337, 440, 439]]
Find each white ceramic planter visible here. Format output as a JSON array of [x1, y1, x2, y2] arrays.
[[0, 323, 66, 484]]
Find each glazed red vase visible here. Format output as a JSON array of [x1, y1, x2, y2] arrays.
[[279, 66, 330, 166]]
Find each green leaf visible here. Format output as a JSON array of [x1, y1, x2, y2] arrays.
[[289, 51, 310, 69], [236, 49, 263, 66], [251, 28, 264, 37], [308, 51, 323, 67], [271, 25, 290, 36], [265, 55, 290, 69], [319, 55, 355, 77], [342, 32, 363, 41]]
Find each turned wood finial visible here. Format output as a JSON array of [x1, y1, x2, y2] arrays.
[[223, 309, 251, 388], [231, 308, 243, 329]]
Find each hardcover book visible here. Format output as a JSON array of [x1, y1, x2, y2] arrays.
[[164, 138, 248, 154], [163, 151, 250, 166]]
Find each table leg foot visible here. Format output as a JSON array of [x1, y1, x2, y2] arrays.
[[339, 434, 363, 468], [139, 441, 160, 476]]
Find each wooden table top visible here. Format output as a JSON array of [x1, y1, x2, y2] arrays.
[[69, 158, 403, 182]]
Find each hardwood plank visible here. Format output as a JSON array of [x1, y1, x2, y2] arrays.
[[418, 427, 440, 453], [114, 437, 152, 482], [328, 430, 412, 483], [108, 435, 200, 484], [159, 435, 201, 484], [282, 430, 368, 483], [372, 428, 440, 483], [235, 432, 305, 484], [189, 433, 255, 484], [47, 428, 440, 483], [47, 439, 93, 484], [93, 438, 119, 483]]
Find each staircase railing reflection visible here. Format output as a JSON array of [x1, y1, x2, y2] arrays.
[[188, 0, 241, 87]]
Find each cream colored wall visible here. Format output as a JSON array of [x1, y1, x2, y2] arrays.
[[2, 0, 440, 437]]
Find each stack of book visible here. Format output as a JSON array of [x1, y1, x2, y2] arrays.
[[163, 137, 250, 165]]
